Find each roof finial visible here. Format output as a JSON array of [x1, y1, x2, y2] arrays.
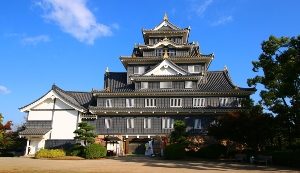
[[105, 67, 110, 73], [224, 65, 228, 71], [163, 12, 168, 21], [163, 48, 169, 59]]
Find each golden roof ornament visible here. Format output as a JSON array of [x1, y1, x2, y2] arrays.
[[163, 12, 168, 21], [163, 49, 169, 59]]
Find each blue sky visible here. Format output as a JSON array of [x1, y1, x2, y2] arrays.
[[0, 0, 299, 126]]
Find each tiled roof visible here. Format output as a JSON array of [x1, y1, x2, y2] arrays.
[[19, 128, 51, 135], [67, 91, 96, 108], [102, 72, 135, 92]]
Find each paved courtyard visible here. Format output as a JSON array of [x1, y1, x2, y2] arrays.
[[0, 157, 298, 173]]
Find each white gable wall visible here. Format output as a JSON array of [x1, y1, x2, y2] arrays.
[[28, 111, 52, 120], [51, 109, 78, 139]]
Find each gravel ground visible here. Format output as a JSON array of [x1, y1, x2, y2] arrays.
[[0, 157, 298, 173]]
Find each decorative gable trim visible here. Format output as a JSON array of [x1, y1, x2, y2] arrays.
[[147, 38, 184, 49], [144, 59, 188, 76], [20, 87, 86, 113]]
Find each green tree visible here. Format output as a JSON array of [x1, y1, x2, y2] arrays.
[[0, 113, 14, 150], [170, 120, 187, 145], [208, 99, 275, 151], [248, 35, 300, 145], [73, 122, 96, 146]]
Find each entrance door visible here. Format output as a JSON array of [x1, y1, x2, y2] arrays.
[[29, 140, 39, 155]]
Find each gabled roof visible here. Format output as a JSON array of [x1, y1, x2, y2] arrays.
[[153, 14, 180, 31], [20, 85, 93, 112], [198, 71, 256, 92], [146, 38, 184, 49], [143, 59, 189, 76]]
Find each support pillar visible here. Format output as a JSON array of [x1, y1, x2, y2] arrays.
[[24, 139, 29, 156]]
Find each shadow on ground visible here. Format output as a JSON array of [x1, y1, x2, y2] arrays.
[[109, 156, 298, 172]]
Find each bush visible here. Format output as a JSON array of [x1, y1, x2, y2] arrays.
[[196, 144, 226, 159], [66, 144, 85, 157], [35, 149, 65, 158], [272, 150, 300, 168], [164, 143, 186, 160], [84, 143, 106, 159]]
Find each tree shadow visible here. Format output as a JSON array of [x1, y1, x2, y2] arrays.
[[109, 156, 299, 172]]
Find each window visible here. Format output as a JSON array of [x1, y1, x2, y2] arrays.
[[145, 98, 156, 107], [185, 81, 193, 89], [219, 98, 229, 107], [127, 118, 134, 129], [160, 81, 172, 89], [188, 65, 201, 73], [194, 119, 202, 129], [170, 98, 182, 107], [155, 49, 163, 56], [236, 98, 242, 107], [168, 49, 176, 57], [144, 118, 151, 129], [105, 118, 112, 129], [193, 98, 205, 107], [162, 118, 174, 129], [141, 82, 148, 89], [105, 99, 112, 107], [126, 98, 135, 107], [134, 66, 145, 74]]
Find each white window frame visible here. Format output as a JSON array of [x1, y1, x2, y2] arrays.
[[145, 98, 156, 107], [160, 81, 172, 89], [188, 65, 201, 73], [194, 119, 202, 129], [185, 81, 193, 89], [168, 49, 176, 57], [127, 118, 135, 129], [193, 98, 206, 107], [105, 118, 112, 129], [155, 49, 163, 56], [105, 99, 112, 107], [219, 97, 229, 107], [126, 98, 135, 107], [141, 82, 148, 89], [144, 118, 152, 129], [170, 98, 182, 107], [236, 98, 242, 107], [162, 118, 174, 129], [133, 66, 145, 74]]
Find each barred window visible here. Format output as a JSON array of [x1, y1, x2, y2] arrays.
[[144, 118, 151, 129], [126, 99, 135, 107], [188, 65, 201, 73], [105, 99, 112, 107], [185, 81, 193, 88], [193, 98, 205, 107], [127, 118, 134, 129], [170, 98, 182, 107], [194, 119, 202, 129], [105, 118, 112, 129], [160, 81, 172, 89], [141, 82, 148, 89], [162, 118, 174, 129], [134, 66, 145, 74], [219, 98, 229, 107], [145, 98, 156, 107]]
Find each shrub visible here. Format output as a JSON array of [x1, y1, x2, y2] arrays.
[[272, 150, 300, 168], [84, 143, 106, 159], [66, 143, 85, 157], [35, 149, 65, 158], [196, 144, 226, 159], [164, 143, 186, 160]]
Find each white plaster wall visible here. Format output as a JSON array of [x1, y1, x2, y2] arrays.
[[27, 111, 52, 120], [55, 99, 73, 109], [51, 110, 78, 139], [32, 98, 54, 109]]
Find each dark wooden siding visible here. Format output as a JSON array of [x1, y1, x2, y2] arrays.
[[84, 115, 215, 135], [97, 97, 242, 108]]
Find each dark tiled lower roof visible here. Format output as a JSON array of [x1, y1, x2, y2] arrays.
[[19, 128, 51, 135], [25, 121, 52, 129], [67, 91, 96, 108]]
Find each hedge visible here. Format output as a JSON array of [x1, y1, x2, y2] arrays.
[[35, 149, 65, 158], [84, 143, 106, 159], [164, 143, 186, 160]]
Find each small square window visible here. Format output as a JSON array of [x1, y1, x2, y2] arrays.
[[141, 82, 148, 89], [160, 82, 172, 89], [105, 118, 112, 129], [185, 81, 193, 88], [126, 99, 135, 107], [127, 118, 134, 129], [105, 99, 112, 107]]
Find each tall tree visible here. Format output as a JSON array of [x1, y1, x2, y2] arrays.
[[0, 113, 13, 150], [169, 120, 187, 145], [73, 122, 96, 146], [248, 36, 300, 144]]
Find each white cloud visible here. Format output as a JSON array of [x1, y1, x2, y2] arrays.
[[21, 35, 50, 45], [37, 0, 112, 45], [194, 0, 213, 16], [0, 85, 11, 95], [211, 15, 233, 26]]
